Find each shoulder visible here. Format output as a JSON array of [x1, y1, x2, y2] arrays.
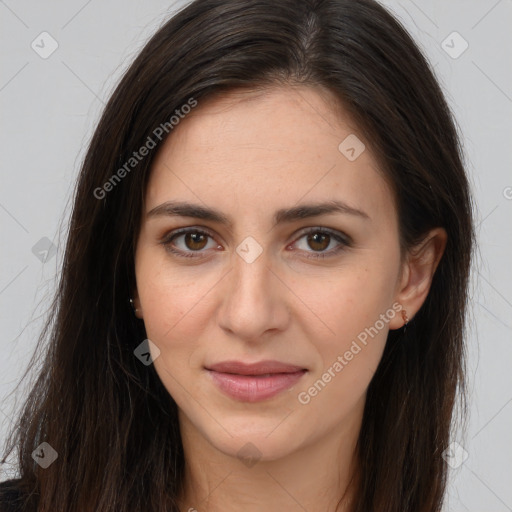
[[0, 479, 25, 512]]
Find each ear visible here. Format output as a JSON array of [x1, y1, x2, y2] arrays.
[[131, 289, 144, 319], [389, 227, 447, 330]]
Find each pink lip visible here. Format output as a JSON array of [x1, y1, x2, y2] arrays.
[[205, 360, 307, 402]]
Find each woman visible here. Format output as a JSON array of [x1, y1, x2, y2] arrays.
[[0, 0, 474, 510]]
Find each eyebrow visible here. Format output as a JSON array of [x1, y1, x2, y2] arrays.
[[146, 199, 370, 227]]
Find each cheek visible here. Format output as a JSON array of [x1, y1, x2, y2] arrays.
[[134, 249, 224, 397], [289, 260, 398, 406], [139, 281, 211, 403], [289, 257, 398, 346], [135, 240, 220, 337]]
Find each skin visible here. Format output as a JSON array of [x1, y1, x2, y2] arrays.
[[132, 84, 446, 511]]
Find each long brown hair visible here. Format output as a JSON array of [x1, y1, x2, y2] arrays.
[[1, 0, 474, 510]]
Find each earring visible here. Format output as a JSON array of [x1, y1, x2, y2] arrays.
[[129, 298, 138, 314], [401, 309, 409, 332]]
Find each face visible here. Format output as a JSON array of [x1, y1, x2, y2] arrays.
[[133, 85, 407, 462]]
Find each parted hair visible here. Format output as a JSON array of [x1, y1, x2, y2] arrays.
[[1, 1, 474, 510]]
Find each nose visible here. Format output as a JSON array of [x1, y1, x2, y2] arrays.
[[217, 247, 290, 342]]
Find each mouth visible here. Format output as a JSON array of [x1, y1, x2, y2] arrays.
[[204, 360, 308, 402]]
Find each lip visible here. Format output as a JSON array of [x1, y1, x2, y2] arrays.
[[205, 360, 307, 402], [206, 360, 306, 375]]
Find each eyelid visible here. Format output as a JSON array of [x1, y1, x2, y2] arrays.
[[159, 226, 220, 258], [293, 226, 352, 246], [161, 225, 217, 241], [289, 227, 351, 260], [160, 225, 352, 259]]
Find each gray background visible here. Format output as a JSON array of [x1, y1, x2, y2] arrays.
[[0, 1, 511, 510]]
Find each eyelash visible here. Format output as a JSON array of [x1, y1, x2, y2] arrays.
[[160, 227, 351, 260]]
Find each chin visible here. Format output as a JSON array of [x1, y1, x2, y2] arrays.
[[215, 433, 298, 464], [199, 413, 309, 463]]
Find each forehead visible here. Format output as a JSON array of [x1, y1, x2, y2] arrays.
[[145, 85, 395, 226]]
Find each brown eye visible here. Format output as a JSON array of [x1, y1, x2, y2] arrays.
[[306, 232, 331, 252], [161, 228, 218, 259], [184, 232, 208, 251], [292, 228, 351, 260]]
